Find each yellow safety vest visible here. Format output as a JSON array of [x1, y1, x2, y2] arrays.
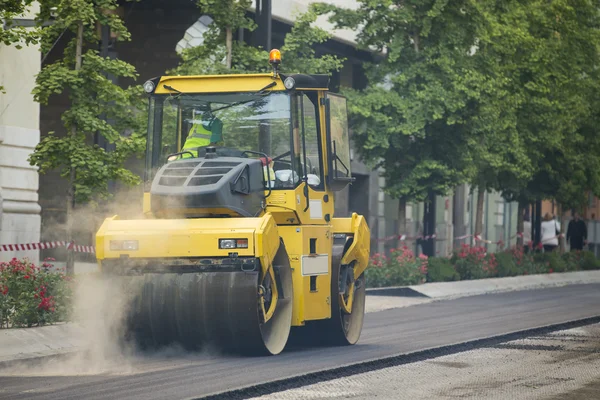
[[263, 165, 276, 183], [181, 123, 212, 158]]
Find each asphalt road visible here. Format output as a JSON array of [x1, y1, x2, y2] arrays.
[[1, 284, 599, 400], [252, 324, 600, 399]]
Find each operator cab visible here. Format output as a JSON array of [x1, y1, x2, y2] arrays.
[[141, 49, 353, 222]]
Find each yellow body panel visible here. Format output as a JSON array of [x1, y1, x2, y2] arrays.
[[155, 74, 286, 94], [142, 193, 152, 217], [332, 213, 371, 279], [96, 215, 281, 262], [265, 184, 334, 226], [278, 225, 332, 325]]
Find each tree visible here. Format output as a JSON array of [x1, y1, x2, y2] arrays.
[[0, 0, 41, 92], [314, 0, 499, 238], [169, 2, 345, 76], [319, 0, 600, 247], [484, 0, 600, 245], [28, 0, 146, 275]]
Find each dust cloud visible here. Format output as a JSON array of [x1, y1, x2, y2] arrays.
[[1, 270, 222, 377], [1, 187, 220, 377]]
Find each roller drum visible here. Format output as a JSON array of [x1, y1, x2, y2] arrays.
[[117, 251, 293, 356]]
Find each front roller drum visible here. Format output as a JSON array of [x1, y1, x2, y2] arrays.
[[121, 246, 294, 356]]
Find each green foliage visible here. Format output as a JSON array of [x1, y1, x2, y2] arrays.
[[279, 6, 345, 75], [0, 0, 42, 92], [533, 251, 568, 273], [0, 258, 73, 329], [426, 257, 459, 282], [450, 244, 498, 280], [0, 0, 40, 46], [27, 0, 146, 204], [579, 251, 600, 271], [365, 247, 427, 288], [317, 0, 600, 208], [494, 252, 519, 277], [484, 0, 600, 207], [366, 244, 600, 288], [561, 250, 600, 272], [169, 3, 345, 76], [197, 0, 255, 31], [314, 0, 484, 202]]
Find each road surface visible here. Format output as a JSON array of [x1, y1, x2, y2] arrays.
[[0, 284, 599, 400], [252, 323, 600, 399]]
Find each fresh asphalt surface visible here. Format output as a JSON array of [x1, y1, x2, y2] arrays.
[[1, 284, 599, 400]]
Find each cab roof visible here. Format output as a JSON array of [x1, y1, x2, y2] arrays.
[[145, 73, 330, 95]]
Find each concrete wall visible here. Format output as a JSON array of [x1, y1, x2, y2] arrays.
[[263, 0, 360, 46], [0, 2, 42, 262]]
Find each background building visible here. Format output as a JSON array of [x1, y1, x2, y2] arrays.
[[2, 0, 597, 265], [0, 2, 42, 262]]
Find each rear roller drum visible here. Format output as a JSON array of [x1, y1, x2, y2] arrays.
[[319, 241, 366, 346], [290, 240, 366, 347], [120, 243, 294, 356]]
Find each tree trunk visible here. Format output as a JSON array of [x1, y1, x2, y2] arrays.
[[474, 186, 485, 242], [398, 197, 407, 249], [517, 200, 525, 247], [413, 31, 420, 53], [226, 26, 232, 69], [66, 21, 84, 276]]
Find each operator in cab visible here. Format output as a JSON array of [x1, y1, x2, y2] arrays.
[[177, 108, 224, 159]]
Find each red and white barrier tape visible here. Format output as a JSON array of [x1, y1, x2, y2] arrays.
[[376, 234, 437, 242], [0, 241, 95, 254], [378, 230, 565, 247]]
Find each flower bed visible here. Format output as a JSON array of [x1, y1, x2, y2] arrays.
[[365, 244, 600, 288], [0, 258, 73, 328], [365, 246, 428, 287]]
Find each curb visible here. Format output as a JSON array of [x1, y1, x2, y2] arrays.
[[365, 286, 429, 297], [0, 349, 78, 370]]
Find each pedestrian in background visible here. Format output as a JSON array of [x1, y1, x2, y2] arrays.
[[541, 213, 560, 252], [567, 211, 587, 251]]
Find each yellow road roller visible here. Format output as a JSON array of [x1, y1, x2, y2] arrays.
[[95, 50, 370, 356]]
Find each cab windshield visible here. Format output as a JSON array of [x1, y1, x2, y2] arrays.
[[145, 91, 323, 190]]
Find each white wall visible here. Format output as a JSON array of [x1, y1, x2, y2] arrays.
[[258, 0, 360, 46], [0, 2, 42, 262]]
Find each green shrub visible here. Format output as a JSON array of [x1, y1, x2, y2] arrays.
[[426, 257, 459, 282], [533, 251, 568, 273], [450, 245, 497, 280], [0, 258, 73, 328], [579, 251, 600, 270], [495, 251, 519, 277], [366, 247, 427, 288]]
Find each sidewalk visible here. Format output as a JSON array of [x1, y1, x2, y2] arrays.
[[366, 270, 600, 312], [2, 270, 600, 367]]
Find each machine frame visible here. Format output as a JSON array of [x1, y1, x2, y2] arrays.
[[95, 52, 370, 355]]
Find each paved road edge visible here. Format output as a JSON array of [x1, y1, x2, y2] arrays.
[[197, 315, 600, 400]]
